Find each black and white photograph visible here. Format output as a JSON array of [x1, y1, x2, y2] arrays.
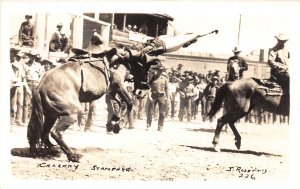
[[1, 1, 300, 188]]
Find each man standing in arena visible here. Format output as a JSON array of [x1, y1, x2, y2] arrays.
[[146, 64, 169, 131], [227, 47, 248, 81], [204, 76, 219, 122], [10, 50, 30, 125], [22, 50, 45, 124], [178, 76, 197, 122]]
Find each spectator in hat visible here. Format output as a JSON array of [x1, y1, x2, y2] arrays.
[[146, 64, 170, 131], [90, 29, 104, 46], [50, 23, 62, 50], [59, 30, 70, 53], [212, 69, 221, 79], [132, 25, 138, 33], [192, 76, 200, 119], [198, 73, 205, 80], [49, 23, 69, 53], [169, 74, 180, 119], [204, 76, 220, 122], [227, 47, 248, 81], [178, 75, 196, 122], [10, 50, 30, 125], [177, 64, 183, 71], [22, 50, 45, 124], [124, 24, 132, 32], [19, 15, 34, 47], [205, 70, 213, 83], [268, 33, 290, 90], [195, 75, 207, 122]]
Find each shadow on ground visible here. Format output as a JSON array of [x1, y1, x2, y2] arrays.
[[180, 145, 282, 157], [11, 147, 62, 159], [11, 147, 105, 159], [185, 128, 228, 133]]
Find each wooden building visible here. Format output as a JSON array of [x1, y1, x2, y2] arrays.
[[10, 13, 270, 78]]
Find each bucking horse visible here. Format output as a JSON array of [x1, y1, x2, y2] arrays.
[[26, 43, 156, 162]]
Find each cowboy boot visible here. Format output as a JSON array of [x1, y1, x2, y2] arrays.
[[148, 46, 166, 56]]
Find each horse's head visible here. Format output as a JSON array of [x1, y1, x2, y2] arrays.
[[228, 60, 240, 81]]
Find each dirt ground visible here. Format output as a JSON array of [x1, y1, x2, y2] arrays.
[[8, 98, 291, 183]]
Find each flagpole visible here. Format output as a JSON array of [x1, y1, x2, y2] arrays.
[[237, 14, 241, 48]]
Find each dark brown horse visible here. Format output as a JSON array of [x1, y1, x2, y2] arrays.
[[27, 48, 133, 162], [207, 77, 289, 152], [27, 45, 160, 162]]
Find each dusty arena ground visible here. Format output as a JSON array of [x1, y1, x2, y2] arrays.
[[8, 98, 291, 183]]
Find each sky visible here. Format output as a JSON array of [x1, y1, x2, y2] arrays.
[[166, 1, 299, 55]]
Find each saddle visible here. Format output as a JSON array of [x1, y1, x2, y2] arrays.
[[252, 78, 283, 96], [69, 50, 110, 93]]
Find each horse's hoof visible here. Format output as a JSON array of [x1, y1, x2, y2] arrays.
[[213, 144, 221, 152], [29, 149, 37, 158], [235, 140, 241, 150], [113, 124, 121, 134], [68, 153, 81, 162], [106, 122, 113, 132]]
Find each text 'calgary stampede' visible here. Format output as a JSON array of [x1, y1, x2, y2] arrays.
[[37, 162, 132, 172]]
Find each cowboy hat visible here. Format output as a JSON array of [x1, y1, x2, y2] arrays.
[[275, 33, 288, 41], [212, 76, 220, 82], [10, 48, 20, 54], [232, 47, 241, 53], [25, 15, 32, 19], [26, 49, 37, 56], [56, 23, 63, 28], [198, 73, 204, 77], [186, 76, 194, 81], [16, 51, 24, 57]]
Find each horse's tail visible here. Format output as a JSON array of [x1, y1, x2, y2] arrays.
[[207, 83, 229, 118], [27, 90, 43, 148]]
